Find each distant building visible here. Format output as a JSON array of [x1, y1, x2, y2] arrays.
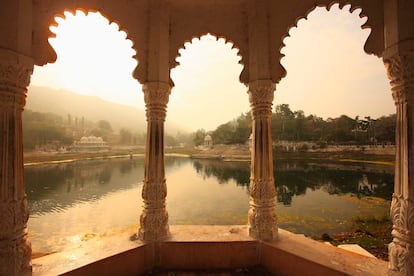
[[71, 136, 110, 152], [204, 134, 213, 148]]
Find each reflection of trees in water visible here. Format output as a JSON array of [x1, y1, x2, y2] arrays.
[[277, 185, 295, 206], [274, 162, 393, 205], [98, 165, 112, 184], [26, 157, 393, 215], [119, 161, 134, 175], [192, 160, 250, 187], [190, 159, 393, 206], [165, 156, 190, 172], [25, 159, 145, 215]]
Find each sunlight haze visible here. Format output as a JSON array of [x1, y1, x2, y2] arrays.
[[30, 5, 395, 132]]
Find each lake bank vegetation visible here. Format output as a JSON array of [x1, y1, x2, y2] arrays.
[[317, 215, 392, 261], [23, 104, 395, 152], [23, 103, 396, 165]]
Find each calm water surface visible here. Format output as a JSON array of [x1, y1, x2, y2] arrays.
[[25, 156, 393, 253]]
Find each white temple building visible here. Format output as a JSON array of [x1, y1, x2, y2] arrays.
[[71, 136, 110, 152]]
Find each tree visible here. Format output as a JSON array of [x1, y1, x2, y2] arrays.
[[232, 112, 251, 144], [325, 115, 355, 143], [294, 110, 305, 141], [193, 129, 206, 146], [22, 110, 73, 150], [92, 120, 113, 140], [212, 122, 235, 144], [119, 128, 133, 145], [165, 134, 178, 147], [273, 104, 295, 140], [375, 114, 396, 143], [275, 104, 294, 119], [98, 120, 113, 132]]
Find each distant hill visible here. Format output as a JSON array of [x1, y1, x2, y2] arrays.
[[26, 86, 185, 134]]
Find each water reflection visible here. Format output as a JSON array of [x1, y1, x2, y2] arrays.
[[190, 159, 393, 206], [25, 156, 393, 253], [192, 160, 250, 186], [274, 162, 393, 206], [25, 159, 145, 216]]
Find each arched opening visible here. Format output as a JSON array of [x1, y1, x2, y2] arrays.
[[31, 10, 141, 108], [169, 34, 248, 132], [273, 4, 394, 259], [167, 34, 251, 225], [26, 10, 147, 257], [277, 4, 392, 119]]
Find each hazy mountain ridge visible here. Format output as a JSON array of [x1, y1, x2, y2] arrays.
[[26, 86, 184, 134]]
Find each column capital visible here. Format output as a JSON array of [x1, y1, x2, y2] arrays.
[[142, 82, 171, 122], [383, 51, 414, 104], [0, 50, 34, 111], [142, 82, 171, 106], [247, 80, 275, 105], [247, 80, 275, 120], [0, 49, 34, 89]]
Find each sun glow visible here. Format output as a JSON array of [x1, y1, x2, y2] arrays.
[[169, 35, 249, 131], [31, 11, 143, 108], [277, 5, 393, 119]]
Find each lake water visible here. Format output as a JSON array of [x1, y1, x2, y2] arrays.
[[25, 156, 393, 254]]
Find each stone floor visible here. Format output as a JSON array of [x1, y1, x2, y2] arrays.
[[145, 266, 272, 276]]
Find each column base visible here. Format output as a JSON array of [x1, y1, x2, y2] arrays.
[[389, 239, 414, 276], [248, 204, 278, 241], [248, 226, 278, 241], [0, 232, 32, 276], [138, 208, 170, 242], [138, 226, 170, 242]]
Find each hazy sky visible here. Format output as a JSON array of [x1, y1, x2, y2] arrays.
[[30, 5, 395, 132]]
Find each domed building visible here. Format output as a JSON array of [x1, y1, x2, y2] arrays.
[[204, 134, 213, 148], [71, 136, 110, 152]]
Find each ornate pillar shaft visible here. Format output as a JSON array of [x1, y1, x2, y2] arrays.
[[0, 50, 33, 275], [385, 51, 414, 275], [247, 80, 278, 241], [138, 82, 170, 241]]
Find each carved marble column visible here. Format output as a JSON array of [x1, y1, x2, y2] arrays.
[[247, 80, 278, 241], [138, 82, 171, 241], [0, 50, 33, 275], [385, 51, 414, 276]]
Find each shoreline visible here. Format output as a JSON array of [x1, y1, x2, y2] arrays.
[[23, 148, 395, 167]]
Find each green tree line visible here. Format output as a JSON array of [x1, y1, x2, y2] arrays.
[[23, 110, 73, 149], [22, 105, 396, 151], [22, 109, 192, 150], [22, 110, 148, 150], [192, 104, 396, 146]]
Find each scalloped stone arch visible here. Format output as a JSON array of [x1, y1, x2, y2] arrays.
[[270, 0, 385, 84], [170, 32, 249, 85], [31, 4, 144, 84]]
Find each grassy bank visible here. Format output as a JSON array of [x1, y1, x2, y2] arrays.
[[315, 216, 392, 261]]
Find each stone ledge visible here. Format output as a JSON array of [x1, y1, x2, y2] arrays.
[[32, 226, 388, 276]]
